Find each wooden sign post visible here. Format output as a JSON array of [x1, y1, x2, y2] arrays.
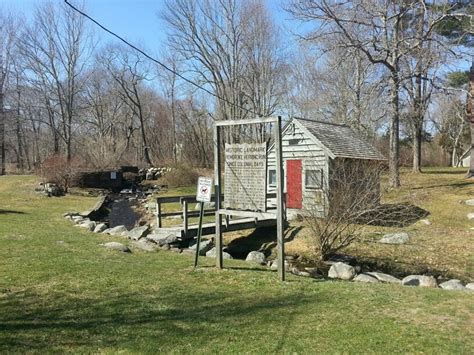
[[214, 116, 286, 281], [194, 176, 212, 269]]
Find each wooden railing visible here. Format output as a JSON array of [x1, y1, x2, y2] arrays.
[[156, 192, 284, 231]]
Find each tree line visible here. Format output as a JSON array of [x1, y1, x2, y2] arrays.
[[0, 0, 472, 186]]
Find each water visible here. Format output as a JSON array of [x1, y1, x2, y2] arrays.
[[105, 195, 141, 230]]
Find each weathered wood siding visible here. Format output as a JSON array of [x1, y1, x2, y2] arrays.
[[267, 121, 329, 213]]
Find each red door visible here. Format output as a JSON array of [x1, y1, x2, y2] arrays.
[[286, 160, 303, 209]]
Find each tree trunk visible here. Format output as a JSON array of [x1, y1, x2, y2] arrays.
[[467, 63, 474, 178], [0, 91, 5, 175], [468, 122, 474, 177], [413, 123, 422, 173], [389, 73, 400, 187]]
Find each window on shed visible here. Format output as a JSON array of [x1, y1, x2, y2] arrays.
[[268, 170, 276, 186], [305, 169, 323, 189]]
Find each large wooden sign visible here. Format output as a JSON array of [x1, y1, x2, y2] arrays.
[[224, 142, 267, 211]]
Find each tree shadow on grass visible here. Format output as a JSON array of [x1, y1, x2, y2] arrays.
[[0, 209, 26, 215], [225, 226, 302, 259], [409, 181, 473, 190], [0, 287, 318, 352], [357, 203, 430, 227]]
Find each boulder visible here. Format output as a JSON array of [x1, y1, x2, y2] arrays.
[[125, 225, 150, 241], [78, 220, 96, 231], [205, 247, 233, 259], [418, 219, 431, 226], [465, 199, 474, 206], [467, 213, 474, 220], [44, 183, 63, 197], [366, 272, 401, 284], [146, 171, 154, 180], [146, 233, 180, 246], [132, 240, 158, 252], [402, 275, 437, 288], [465, 283, 474, 290], [102, 242, 131, 253], [269, 259, 291, 271], [245, 251, 266, 264], [93, 223, 108, 233], [304, 267, 323, 278], [189, 239, 214, 256], [104, 225, 128, 236], [439, 279, 465, 290], [353, 273, 379, 283], [379, 232, 410, 244], [328, 262, 356, 280], [71, 215, 85, 224]]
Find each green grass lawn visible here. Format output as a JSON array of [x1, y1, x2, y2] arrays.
[[1, 174, 473, 353]]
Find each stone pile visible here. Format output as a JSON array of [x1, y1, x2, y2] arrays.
[[141, 167, 173, 180], [36, 182, 63, 197]]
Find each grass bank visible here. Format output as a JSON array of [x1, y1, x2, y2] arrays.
[[0, 174, 473, 352]]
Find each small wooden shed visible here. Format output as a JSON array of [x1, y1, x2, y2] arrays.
[[267, 118, 386, 216]]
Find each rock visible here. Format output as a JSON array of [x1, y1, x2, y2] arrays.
[[465, 283, 474, 290], [146, 233, 180, 246], [366, 272, 401, 284], [245, 251, 266, 264], [298, 271, 311, 277], [93, 223, 108, 233], [205, 247, 233, 259], [132, 240, 158, 252], [418, 219, 431, 226], [439, 279, 465, 290], [304, 267, 323, 278], [78, 220, 96, 231], [146, 171, 154, 180], [402, 275, 437, 288], [145, 202, 156, 210], [465, 199, 474, 206], [353, 274, 379, 283], [71, 215, 85, 224], [467, 213, 474, 220], [44, 183, 62, 197], [104, 225, 128, 236], [125, 225, 150, 241], [189, 239, 214, 256], [379, 232, 410, 244], [102, 242, 131, 253], [328, 262, 356, 280]]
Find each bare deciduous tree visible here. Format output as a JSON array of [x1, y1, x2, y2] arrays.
[[19, 1, 92, 161]]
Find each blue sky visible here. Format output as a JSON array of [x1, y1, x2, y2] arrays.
[[2, 0, 469, 74], [2, 0, 292, 58]]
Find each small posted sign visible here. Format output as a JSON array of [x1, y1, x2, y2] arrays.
[[196, 177, 212, 203]]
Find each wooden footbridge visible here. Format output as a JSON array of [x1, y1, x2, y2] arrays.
[[155, 193, 285, 240]]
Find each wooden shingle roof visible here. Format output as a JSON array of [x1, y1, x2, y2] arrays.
[[295, 118, 386, 161]]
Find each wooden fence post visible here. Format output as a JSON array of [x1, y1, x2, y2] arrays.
[[214, 124, 223, 268], [183, 200, 189, 238], [275, 116, 285, 281], [156, 200, 162, 228]]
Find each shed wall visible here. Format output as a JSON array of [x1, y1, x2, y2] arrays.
[[267, 122, 328, 214]]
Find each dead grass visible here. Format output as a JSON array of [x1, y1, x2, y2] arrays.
[[224, 167, 474, 280]]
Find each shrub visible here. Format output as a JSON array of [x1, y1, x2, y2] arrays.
[[39, 155, 84, 193], [304, 159, 387, 261], [162, 165, 199, 188]]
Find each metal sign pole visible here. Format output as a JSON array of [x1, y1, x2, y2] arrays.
[[194, 176, 213, 270], [193, 201, 205, 269]]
